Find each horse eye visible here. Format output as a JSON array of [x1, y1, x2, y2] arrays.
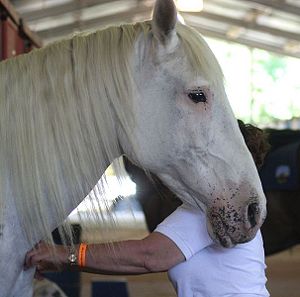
[[188, 90, 207, 103]]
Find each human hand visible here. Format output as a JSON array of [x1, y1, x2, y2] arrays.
[[24, 241, 68, 279]]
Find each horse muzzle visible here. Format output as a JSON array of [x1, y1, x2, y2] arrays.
[[206, 201, 267, 248]]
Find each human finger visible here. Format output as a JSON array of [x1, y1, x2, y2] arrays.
[[34, 264, 45, 280], [24, 242, 53, 269], [24, 252, 45, 270]]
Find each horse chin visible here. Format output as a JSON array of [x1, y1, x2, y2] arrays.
[[215, 234, 236, 248], [207, 222, 236, 248]]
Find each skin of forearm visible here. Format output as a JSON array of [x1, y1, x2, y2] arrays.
[[24, 233, 185, 275], [82, 240, 151, 275], [78, 233, 185, 275]]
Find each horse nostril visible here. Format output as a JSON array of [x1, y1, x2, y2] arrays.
[[247, 202, 259, 228]]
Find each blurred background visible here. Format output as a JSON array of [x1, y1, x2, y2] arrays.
[[1, 0, 300, 296], [7, 0, 300, 128]]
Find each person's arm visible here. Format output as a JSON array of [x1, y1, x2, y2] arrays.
[[24, 232, 185, 275]]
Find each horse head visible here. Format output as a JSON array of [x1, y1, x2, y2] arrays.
[[120, 0, 267, 247]]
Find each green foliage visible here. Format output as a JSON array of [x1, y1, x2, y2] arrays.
[[256, 53, 286, 82], [206, 37, 300, 126]]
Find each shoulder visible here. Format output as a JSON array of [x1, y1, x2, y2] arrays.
[[155, 204, 213, 259]]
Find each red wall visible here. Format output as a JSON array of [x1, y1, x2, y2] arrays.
[[0, 0, 41, 61]]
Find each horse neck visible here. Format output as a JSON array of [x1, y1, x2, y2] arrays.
[[0, 37, 131, 246]]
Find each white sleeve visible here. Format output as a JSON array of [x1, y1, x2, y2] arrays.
[[154, 204, 213, 260]]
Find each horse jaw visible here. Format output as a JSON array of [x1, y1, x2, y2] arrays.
[[152, 145, 267, 248]]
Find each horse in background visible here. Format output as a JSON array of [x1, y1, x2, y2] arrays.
[[123, 128, 300, 256], [260, 129, 300, 255], [0, 0, 266, 295]]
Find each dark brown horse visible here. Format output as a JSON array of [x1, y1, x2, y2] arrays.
[[122, 128, 300, 256], [260, 129, 300, 255]]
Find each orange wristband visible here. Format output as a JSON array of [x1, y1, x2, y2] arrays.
[[78, 243, 88, 267]]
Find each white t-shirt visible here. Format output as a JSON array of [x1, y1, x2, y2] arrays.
[[155, 204, 270, 297]]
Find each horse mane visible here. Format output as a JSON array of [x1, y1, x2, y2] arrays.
[[0, 20, 224, 246]]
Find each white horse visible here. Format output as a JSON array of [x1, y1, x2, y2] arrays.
[[0, 0, 266, 296]]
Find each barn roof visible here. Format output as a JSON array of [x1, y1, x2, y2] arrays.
[[10, 0, 300, 58]]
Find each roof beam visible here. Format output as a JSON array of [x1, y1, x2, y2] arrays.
[[18, 0, 140, 22], [183, 11, 300, 42], [37, 5, 152, 40], [242, 0, 300, 16], [187, 21, 300, 59]]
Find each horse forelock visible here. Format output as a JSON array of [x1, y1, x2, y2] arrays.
[[175, 24, 224, 92]]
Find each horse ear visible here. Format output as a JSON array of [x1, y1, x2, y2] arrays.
[[152, 0, 178, 44]]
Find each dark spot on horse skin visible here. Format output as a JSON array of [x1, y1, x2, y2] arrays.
[[0, 224, 3, 237], [218, 237, 228, 246], [233, 212, 240, 221], [228, 225, 237, 234]]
